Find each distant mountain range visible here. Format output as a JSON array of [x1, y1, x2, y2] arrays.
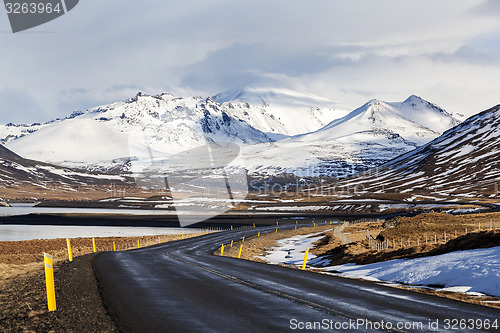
[[239, 95, 461, 177], [0, 143, 129, 200], [0, 85, 462, 181], [327, 104, 500, 198]]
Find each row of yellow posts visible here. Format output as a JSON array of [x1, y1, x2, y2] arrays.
[[220, 233, 310, 269], [220, 243, 244, 259], [45, 237, 138, 312], [219, 222, 259, 257], [46, 232, 195, 312], [219, 219, 338, 270], [220, 221, 319, 269]]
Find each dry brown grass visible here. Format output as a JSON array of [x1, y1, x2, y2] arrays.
[[0, 232, 205, 284], [219, 212, 500, 309]]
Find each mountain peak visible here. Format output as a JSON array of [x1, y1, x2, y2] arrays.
[[213, 83, 335, 108], [402, 95, 452, 116], [336, 103, 500, 196], [403, 94, 426, 104], [212, 81, 352, 136], [365, 99, 388, 108]]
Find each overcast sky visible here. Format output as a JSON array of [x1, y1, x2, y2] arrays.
[[1, 0, 500, 123]]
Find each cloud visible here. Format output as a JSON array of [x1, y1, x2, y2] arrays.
[[0, 87, 46, 124], [469, 0, 500, 16], [1, 0, 500, 123], [428, 46, 500, 65], [180, 43, 343, 92], [301, 50, 500, 117]]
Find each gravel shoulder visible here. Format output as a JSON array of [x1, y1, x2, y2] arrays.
[[0, 253, 117, 332], [2, 212, 499, 331], [0, 233, 203, 331]]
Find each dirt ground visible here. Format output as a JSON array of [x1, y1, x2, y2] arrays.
[[2, 212, 500, 331], [0, 232, 205, 332], [0, 254, 117, 332]]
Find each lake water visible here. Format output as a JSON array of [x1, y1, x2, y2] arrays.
[[0, 224, 206, 241], [0, 204, 179, 217]]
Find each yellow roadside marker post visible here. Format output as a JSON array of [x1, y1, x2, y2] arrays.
[[313, 221, 316, 227], [92, 238, 96, 253], [230, 240, 233, 248], [182, 234, 185, 239], [253, 223, 255, 228], [242, 236, 245, 243], [238, 245, 243, 259], [137, 240, 140, 248], [66, 238, 73, 262], [220, 244, 224, 256], [43, 253, 56, 311], [231, 225, 233, 230], [158, 236, 161, 244], [113, 241, 116, 251], [258, 231, 260, 237], [275, 227, 278, 233], [206, 229, 209, 234], [302, 249, 309, 270], [276, 221, 278, 226]]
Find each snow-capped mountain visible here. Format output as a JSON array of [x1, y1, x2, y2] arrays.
[[312, 95, 461, 145], [4, 93, 284, 168], [238, 96, 462, 177], [0, 121, 52, 144], [329, 104, 500, 197], [1, 90, 460, 181], [2, 86, 351, 171], [213, 82, 352, 136]]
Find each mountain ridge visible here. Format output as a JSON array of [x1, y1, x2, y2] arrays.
[[0, 144, 131, 200], [1, 90, 461, 181], [327, 103, 500, 197], [238, 95, 461, 178]]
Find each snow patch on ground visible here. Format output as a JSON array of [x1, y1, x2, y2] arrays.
[[256, 230, 331, 267], [260, 232, 500, 297], [325, 247, 500, 297]]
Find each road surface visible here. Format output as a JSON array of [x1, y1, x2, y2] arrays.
[[94, 225, 500, 332]]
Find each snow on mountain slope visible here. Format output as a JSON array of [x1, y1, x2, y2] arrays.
[[213, 81, 352, 136], [0, 144, 128, 199], [328, 104, 500, 197], [7, 118, 131, 165], [306, 95, 461, 146], [1, 92, 460, 181], [239, 96, 461, 177], [0, 122, 52, 144], [5, 93, 278, 168]]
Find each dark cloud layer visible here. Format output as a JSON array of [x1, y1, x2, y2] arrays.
[[0, 0, 500, 123]]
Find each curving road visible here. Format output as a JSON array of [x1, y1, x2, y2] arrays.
[[94, 225, 500, 332]]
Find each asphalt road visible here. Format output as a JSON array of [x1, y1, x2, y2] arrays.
[[94, 225, 500, 332]]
